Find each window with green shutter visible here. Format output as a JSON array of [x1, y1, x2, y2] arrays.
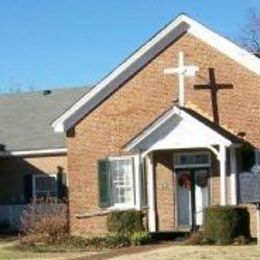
[[98, 156, 135, 208]]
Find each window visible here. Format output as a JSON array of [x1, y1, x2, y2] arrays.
[[174, 152, 210, 168], [98, 156, 135, 208], [111, 159, 134, 206], [33, 175, 57, 199]]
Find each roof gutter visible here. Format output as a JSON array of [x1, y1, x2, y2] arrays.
[[0, 148, 67, 157]]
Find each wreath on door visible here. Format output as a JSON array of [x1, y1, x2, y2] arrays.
[[178, 173, 191, 190], [195, 173, 208, 188]]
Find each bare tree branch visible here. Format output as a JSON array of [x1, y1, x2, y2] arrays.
[[240, 8, 260, 57]]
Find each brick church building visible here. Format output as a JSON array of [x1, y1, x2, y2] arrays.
[[1, 14, 259, 236], [52, 14, 260, 235]]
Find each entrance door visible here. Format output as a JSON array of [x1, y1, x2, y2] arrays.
[[176, 168, 209, 228], [176, 170, 192, 227], [194, 169, 209, 226]]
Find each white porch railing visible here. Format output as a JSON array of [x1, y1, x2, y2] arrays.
[[0, 204, 26, 230]]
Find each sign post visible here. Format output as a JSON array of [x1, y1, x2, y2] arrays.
[[240, 171, 260, 245], [257, 203, 260, 245]]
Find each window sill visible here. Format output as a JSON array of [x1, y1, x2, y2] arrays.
[[107, 205, 136, 211]]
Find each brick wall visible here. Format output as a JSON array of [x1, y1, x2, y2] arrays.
[[0, 154, 67, 203], [67, 32, 260, 235], [154, 151, 175, 231]]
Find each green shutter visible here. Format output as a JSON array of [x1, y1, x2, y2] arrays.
[[23, 174, 33, 203], [98, 159, 111, 208], [57, 172, 67, 200]]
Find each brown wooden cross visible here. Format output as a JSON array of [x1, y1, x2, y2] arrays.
[[194, 68, 233, 124]]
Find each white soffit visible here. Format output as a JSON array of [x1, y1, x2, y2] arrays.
[[52, 14, 260, 133], [125, 107, 232, 152]]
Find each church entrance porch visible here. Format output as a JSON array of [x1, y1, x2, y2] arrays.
[[150, 150, 212, 232], [125, 105, 242, 232]]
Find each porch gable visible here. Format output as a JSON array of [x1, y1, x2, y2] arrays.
[[125, 106, 239, 154]]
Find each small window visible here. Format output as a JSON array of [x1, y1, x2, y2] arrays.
[[174, 152, 210, 168], [33, 175, 57, 199]]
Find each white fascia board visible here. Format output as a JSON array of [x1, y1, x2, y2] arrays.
[[52, 14, 260, 133], [0, 148, 67, 157], [125, 107, 178, 151], [180, 109, 232, 147], [185, 16, 260, 75], [52, 15, 189, 132], [125, 106, 232, 152]]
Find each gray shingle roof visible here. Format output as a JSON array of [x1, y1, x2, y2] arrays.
[[0, 87, 90, 152]]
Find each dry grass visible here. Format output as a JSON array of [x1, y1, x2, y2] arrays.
[[0, 237, 100, 260], [112, 245, 260, 260]]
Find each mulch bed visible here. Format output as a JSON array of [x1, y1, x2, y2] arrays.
[[76, 241, 180, 260]]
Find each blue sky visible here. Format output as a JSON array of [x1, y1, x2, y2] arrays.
[[0, 0, 259, 93]]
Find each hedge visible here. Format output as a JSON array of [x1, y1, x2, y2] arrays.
[[203, 206, 250, 244], [107, 210, 144, 234]]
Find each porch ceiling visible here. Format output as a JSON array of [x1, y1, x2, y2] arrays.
[[124, 106, 241, 153]]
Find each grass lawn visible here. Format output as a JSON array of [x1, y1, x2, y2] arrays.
[[113, 244, 260, 260], [0, 237, 102, 260], [1, 237, 260, 260]]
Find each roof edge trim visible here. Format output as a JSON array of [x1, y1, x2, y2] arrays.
[[0, 148, 67, 157]]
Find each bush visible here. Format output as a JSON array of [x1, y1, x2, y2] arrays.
[[104, 233, 131, 248], [107, 210, 144, 234], [20, 198, 68, 244], [130, 231, 152, 246], [203, 206, 250, 244], [52, 235, 90, 250]]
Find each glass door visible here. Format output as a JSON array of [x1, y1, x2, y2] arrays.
[[176, 169, 192, 227], [176, 168, 209, 229], [194, 169, 209, 226]]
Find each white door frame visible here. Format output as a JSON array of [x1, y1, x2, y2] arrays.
[[173, 151, 212, 228]]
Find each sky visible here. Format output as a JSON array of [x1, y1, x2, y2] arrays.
[[0, 0, 259, 93]]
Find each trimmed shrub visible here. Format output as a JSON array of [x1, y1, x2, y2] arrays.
[[203, 206, 250, 244], [107, 210, 144, 234], [20, 198, 68, 244], [130, 231, 152, 246]]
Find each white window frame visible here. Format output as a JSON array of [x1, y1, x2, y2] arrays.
[[32, 174, 57, 199], [174, 151, 211, 169], [108, 155, 136, 210]]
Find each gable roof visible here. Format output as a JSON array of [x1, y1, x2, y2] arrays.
[[0, 86, 90, 155], [52, 13, 260, 133], [124, 106, 244, 152]]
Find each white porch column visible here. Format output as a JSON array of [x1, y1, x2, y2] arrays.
[[146, 153, 156, 232], [219, 144, 227, 205], [134, 153, 142, 210], [230, 147, 238, 205]]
